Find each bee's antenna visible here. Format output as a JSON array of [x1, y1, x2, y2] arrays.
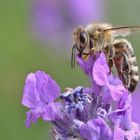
[[71, 45, 77, 68]]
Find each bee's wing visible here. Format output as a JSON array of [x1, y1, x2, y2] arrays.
[[104, 26, 140, 37]]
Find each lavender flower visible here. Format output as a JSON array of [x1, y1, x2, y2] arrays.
[[22, 53, 140, 140], [30, 0, 104, 49]]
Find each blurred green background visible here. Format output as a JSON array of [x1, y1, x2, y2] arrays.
[[0, 0, 140, 140]]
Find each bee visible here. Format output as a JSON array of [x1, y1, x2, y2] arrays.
[[71, 23, 140, 92]]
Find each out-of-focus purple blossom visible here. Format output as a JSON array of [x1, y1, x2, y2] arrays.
[[22, 53, 140, 139], [30, 0, 104, 49]]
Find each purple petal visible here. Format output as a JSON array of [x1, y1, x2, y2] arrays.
[[114, 123, 140, 140], [25, 108, 42, 128], [22, 71, 60, 109], [113, 125, 124, 140], [108, 84, 126, 101], [22, 73, 40, 108], [80, 117, 112, 140], [108, 108, 127, 125], [108, 74, 123, 85], [94, 118, 112, 140], [92, 52, 109, 86], [35, 71, 60, 103], [118, 94, 131, 109], [22, 71, 61, 127], [132, 87, 140, 124], [102, 86, 112, 103], [43, 103, 62, 121], [124, 122, 140, 140], [82, 87, 93, 95], [102, 75, 128, 102], [118, 95, 132, 130], [76, 54, 92, 75], [80, 123, 98, 140], [121, 107, 132, 130], [108, 106, 132, 129]]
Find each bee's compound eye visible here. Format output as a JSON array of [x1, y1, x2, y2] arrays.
[[79, 31, 87, 44]]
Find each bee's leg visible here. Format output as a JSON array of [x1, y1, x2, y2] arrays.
[[111, 40, 129, 90], [82, 53, 91, 61], [82, 48, 95, 60], [114, 54, 130, 89], [108, 58, 113, 74], [105, 46, 114, 74], [112, 39, 139, 92]]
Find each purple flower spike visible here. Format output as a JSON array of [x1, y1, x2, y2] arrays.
[[22, 71, 61, 127], [22, 52, 140, 139]]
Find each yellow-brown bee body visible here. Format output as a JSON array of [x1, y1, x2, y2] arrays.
[[72, 23, 140, 92]]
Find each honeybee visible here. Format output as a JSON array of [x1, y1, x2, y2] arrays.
[[72, 23, 140, 92]]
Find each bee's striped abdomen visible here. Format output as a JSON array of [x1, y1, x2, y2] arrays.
[[122, 39, 139, 92], [113, 39, 139, 92]]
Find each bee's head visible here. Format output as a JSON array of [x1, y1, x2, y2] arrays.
[[73, 27, 88, 53], [71, 27, 89, 67], [78, 31, 88, 52]]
